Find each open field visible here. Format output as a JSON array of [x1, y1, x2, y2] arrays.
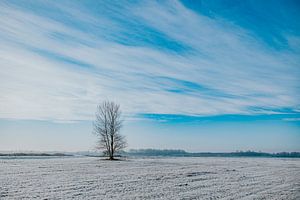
[[1, 157, 299, 199]]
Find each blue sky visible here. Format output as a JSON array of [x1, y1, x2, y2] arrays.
[[0, 0, 299, 152]]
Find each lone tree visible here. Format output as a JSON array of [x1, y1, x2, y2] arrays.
[[93, 101, 127, 160]]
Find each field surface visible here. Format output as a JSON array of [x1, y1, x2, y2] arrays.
[[1, 157, 299, 199]]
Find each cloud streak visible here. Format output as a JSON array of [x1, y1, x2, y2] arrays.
[[0, 0, 299, 121]]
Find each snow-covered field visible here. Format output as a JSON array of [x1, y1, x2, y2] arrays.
[[0, 157, 299, 199]]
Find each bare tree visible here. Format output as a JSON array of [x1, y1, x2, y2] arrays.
[[93, 101, 127, 160]]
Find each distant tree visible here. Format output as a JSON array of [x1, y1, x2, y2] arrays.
[[93, 101, 127, 160]]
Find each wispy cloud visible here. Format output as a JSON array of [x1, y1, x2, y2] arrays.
[[0, 0, 299, 121], [283, 118, 300, 122]]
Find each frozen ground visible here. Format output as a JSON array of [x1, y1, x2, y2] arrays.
[[0, 157, 299, 200]]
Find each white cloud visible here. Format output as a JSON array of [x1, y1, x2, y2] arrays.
[[283, 118, 300, 122], [0, 0, 299, 121]]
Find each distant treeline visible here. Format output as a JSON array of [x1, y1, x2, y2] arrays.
[[125, 149, 300, 158], [0, 153, 72, 157], [1, 150, 299, 158]]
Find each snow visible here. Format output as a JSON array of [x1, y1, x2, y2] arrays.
[[1, 157, 299, 199]]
